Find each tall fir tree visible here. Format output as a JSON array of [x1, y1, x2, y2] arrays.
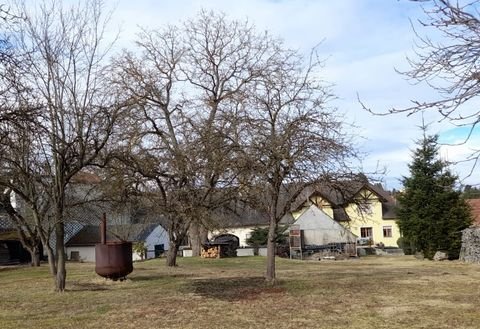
[[397, 133, 472, 259]]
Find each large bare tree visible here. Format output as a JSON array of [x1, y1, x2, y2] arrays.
[[242, 46, 357, 283], [0, 0, 121, 291], [111, 11, 275, 266]]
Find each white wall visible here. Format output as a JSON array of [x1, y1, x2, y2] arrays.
[[67, 225, 170, 262], [68, 246, 154, 262], [66, 246, 96, 262], [236, 247, 268, 256], [295, 206, 357, 245], [210, 226, 268, 247]]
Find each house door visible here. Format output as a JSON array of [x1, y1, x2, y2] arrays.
[[154, 244, 165, 258]]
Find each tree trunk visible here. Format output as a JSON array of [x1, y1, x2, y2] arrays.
[[265, 217, 277, 284], [199, 225, 208, 245], [166, 242, 179, 267], [189, 222, 201, 257], [38, 228, 57, 276], [45, 243, 57, 276], [30, 246, 40, 267], [55, 221, 66, 292]]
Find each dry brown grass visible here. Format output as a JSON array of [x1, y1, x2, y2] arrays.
[[1, 256, 480, 329]]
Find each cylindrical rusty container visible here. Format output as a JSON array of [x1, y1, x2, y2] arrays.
[[95, 241, 133, 280]]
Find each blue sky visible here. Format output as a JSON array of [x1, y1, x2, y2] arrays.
[[106, 0, 478, 189]]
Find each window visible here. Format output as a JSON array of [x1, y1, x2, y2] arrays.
[[245, 233, 251, 245], [383, 226, 392, 238], [70, 251, 80, 261], [360, 227, 372, 238]]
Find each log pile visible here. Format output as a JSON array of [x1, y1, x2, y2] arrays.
[[459, 228, 480, 263], [201, 246, 220, 258]]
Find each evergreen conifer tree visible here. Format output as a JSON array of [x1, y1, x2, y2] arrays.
[[397, 133, 472, 259]]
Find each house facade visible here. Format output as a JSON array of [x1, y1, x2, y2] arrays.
[[206, 180, 400, 252], [292, 182, 400, 247]]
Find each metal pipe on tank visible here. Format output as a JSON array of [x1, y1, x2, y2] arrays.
[[101, 213, 106, 245]]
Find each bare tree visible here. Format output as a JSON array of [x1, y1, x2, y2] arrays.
[[110, 25, 193, 267], [0, 0, 121, 291], [0, 122, 56, 271], [111, 11, 275, 266], [0, 189, 42, 266], [370, 0, 480, 175], [0, 14, 56, 271], [181, 11, 275, 255], [243, 46, 357, 283]]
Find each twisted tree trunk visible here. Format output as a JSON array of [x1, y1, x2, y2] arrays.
[[166, 242, 180, 267]]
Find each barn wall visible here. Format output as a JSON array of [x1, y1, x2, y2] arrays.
[[66, 246, 96, 262], [145, 225, 170, 258]]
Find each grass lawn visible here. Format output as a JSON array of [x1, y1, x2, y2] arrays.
[[1, 256, 480, 329]]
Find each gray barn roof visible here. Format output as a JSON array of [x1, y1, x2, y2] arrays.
[[212, 203, 269, 228], [65, 224, 158, 247]]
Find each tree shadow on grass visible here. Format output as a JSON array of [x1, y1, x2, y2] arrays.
[[68, 282, 110, 292], [130, 273, 195, 282], [185, 276, 286, 302], [0, 266, 19, 272]]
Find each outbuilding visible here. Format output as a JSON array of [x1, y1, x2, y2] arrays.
[[66, 224, 169, 262], [283, 205, 357, 259]]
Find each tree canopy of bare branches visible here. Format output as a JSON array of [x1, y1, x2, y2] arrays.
[[0, 0, 122, 291], [110, 11, 278, 266], [242, 46, 357, 283], [1, 3, 359, 286], [380, 0, 480, 174], [111, 11, 358, 280]]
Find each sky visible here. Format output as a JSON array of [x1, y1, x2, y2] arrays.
[[89, 0, 480, 189]]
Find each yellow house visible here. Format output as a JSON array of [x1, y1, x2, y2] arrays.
[[292, 181, 401, 247]]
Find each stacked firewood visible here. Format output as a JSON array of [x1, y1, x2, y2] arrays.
[[460, 228, 480, 263], [201, 246, 220, 258]]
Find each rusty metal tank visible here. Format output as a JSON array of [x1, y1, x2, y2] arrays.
[[95, 215, 133, 280]]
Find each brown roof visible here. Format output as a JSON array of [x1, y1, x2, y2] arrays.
[[293, 180, 389, 209], [292, 179, 396, 220], [467, 199, 480, 227]]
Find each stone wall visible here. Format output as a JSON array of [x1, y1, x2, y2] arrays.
[[459, 228, 480, 263]]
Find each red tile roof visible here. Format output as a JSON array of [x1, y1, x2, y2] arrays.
[[467, 199, 480, 227]]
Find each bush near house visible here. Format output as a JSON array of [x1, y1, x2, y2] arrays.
[[246, 226, 288, 256], [133, 241, 147, 261]]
